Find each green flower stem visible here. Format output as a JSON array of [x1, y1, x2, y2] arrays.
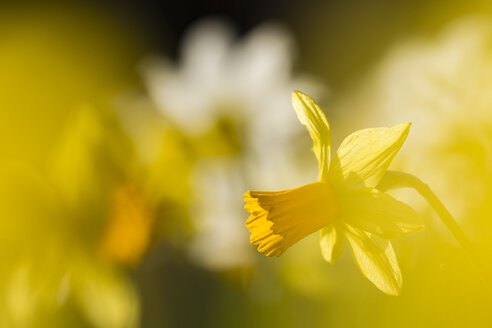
[[378, 171, 489, 284]]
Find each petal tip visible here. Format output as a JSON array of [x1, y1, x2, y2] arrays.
[[291, 90, 302, 104], [385, 287, 401, 296], [395, 122, 411, 132], [291, 90, 313, 103]]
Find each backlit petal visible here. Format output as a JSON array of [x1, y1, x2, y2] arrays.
[[320, 222, 345, 264], [291, 91, 331, 181], [344, 224, 402, 296], [244, 182, 338, 257], [329, 123, 410, 189], [376, 170, 424, 192], [339, 188, 424, 239]]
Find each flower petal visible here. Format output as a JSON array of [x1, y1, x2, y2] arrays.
[[244, 182, 338, 257], [320, 222, 345, 264], [376, 170, 424, 192], [291, 91, 331, 181], [344, 223, 402, 296], [339, 188, 424, 239], [329, 123, 410, 189]]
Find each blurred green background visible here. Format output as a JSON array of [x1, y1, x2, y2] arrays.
[[2, 0, 492, 327]]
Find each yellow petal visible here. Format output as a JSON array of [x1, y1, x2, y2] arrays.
[[329, 123, 410, 189], [339, 188, 424, 239], [376, 170, 423, 192], [320, 222, 345, 264], [344, 224, 402, 296], [72, 258, 139, 328], [291, 91, 331, 181], [244, 182, 338, 257], [50, 106, 105, 206]]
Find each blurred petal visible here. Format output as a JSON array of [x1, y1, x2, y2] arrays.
[[244, 182, 338, 257], [329, 123, 410, 189], [73, 259, 139, 328], [99, 183, 154, 266], [50, 106, 104, 206], [291, 91, 331, 181], [320, 222, 345, 264], [340, 188, 424, 239], [344, 224, 402, 296]]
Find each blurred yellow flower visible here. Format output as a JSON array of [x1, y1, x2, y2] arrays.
[[244, 91, 424, 295], [0, 102, 192, 327]]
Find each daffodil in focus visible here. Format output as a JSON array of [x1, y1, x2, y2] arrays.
[[244, 91, 424, 295]]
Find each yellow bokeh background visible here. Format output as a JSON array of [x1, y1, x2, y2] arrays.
[[2, 1, 492, 327]]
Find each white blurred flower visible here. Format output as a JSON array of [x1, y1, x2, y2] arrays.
[[142, 19, 324, 269], [374, 17, 492, 139]]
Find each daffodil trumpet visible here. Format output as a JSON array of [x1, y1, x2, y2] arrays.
[[244, 91, 425, 295]]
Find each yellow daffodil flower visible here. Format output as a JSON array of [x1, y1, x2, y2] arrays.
[[244, 91, 424, 295]]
